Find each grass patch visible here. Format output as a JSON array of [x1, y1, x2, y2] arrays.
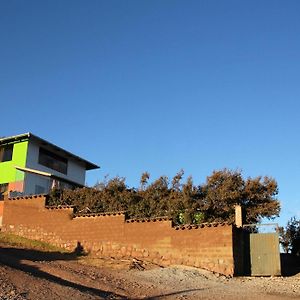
[[0, 232, 69, 253]]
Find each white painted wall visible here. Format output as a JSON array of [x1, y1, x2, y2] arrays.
[[25, 141, 86, 186]]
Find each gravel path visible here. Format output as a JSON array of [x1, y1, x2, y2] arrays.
[[0, 246, 299, 300]]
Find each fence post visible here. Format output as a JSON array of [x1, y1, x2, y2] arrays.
[[235, 205, 243, 228]]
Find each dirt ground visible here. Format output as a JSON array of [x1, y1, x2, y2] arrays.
[[0, 245, 299, 300]]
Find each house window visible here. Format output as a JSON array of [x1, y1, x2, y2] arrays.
[[0, 144, 13, 162], [0, 183, 8, 199], [38, 148, 68, 174]]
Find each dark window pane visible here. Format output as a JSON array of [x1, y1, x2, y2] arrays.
[[0, 145, 13, 162], [38, 148, 68, 174]]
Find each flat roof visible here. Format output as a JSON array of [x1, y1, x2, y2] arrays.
[[0, 133, 100, 170]]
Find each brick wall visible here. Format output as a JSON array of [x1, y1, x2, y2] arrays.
[[0, 201, 3, 226], [1, 195, 236, 276]]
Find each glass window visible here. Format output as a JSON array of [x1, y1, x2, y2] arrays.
[[0, 144, 13, 162], [38, 147, 68, 174]]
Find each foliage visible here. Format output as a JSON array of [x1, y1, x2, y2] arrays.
[[201, 169, 280, 223], [47, 169, 280, 225], [279, 217, 300, 256]]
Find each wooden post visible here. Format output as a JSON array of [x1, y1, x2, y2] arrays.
[[235, 205, 243, 228]]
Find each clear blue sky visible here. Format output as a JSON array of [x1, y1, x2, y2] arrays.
[[1, 1, 299, 227]]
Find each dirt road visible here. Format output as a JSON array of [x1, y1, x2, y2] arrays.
[[0, 245, 299, 300]]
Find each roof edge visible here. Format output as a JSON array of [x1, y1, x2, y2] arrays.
[[0, 132, 100, 170]]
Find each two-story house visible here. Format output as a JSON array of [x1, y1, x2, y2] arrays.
[[0, 133, 99, 197]]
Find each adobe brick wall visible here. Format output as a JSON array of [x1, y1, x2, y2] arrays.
[[0, 201, 4, 225], [1, 195, 235, 276]]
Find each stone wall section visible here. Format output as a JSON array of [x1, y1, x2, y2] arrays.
[[1, 195, 235, 275]]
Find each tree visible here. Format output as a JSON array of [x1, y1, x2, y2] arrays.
[[47, 169, 280, 225], [175, 175, 202, 224], [138, 175, 170, 218], [243, 175, 280, 223], [140, 172, 150, 190], [279, 217, 300, 256], [200, 169, 280, 224]]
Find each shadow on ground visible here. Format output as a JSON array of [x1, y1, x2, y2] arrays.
[[0, 241, 85, 262], [0, 244, 126, 299]]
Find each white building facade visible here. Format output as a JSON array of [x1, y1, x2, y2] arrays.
[[0, 133, 99, 197]]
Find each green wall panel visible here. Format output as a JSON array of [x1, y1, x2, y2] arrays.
[[0, 141, 28, 184]]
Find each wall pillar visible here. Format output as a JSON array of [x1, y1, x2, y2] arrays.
[[235, 205, 243, 228]]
